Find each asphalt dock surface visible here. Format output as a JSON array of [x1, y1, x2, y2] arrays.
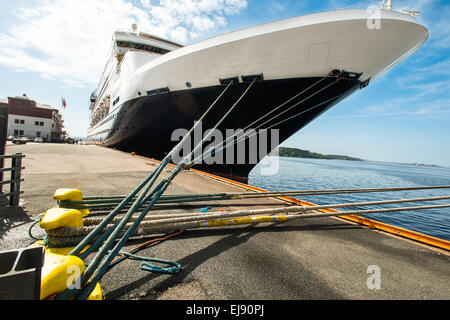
[[1, 143, 449, 300]]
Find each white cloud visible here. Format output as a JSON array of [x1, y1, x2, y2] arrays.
[[170, 26, 189, 43], [268, 1, 290, 12], [0, 0, 247, 86], [140, 0, 152, 7], [349, 86, 450, 120]]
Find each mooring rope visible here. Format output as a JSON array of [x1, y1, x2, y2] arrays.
[[55, 80, 236, 300], [58, 186, 450, 212], [69, 81, 256, 300], [46, 195, 450, 240], [187, 73, 345, 167], [68, 82, 234, 257], [44, 202, 450, 247], [190, 91, 345, 167], [235, 73, 332, 130]]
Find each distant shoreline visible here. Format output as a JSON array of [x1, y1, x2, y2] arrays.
[[368, 160, 444, 168], [272, 147, 363, 161], [67, 141, 445, 168], [270, 147, 444, 168]]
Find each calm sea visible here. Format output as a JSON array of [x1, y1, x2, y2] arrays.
[[248, 156, 450, 241]]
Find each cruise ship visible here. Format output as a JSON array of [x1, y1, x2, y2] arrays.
[[87, 2, 428, 182]]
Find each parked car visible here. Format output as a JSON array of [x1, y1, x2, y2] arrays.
[[12, 137, 27, 145], [34, 137, 44, 143], [7, 135, 15, 141]]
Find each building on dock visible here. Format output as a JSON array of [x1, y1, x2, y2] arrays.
[[0, 94, 66, 142]]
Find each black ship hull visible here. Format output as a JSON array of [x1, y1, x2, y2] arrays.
[[89, 75, 362, 182]]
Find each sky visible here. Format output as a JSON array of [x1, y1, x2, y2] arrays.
[[0, 0, 449, 166]]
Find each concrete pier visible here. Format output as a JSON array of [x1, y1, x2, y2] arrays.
[[1, 142, 449, 300]]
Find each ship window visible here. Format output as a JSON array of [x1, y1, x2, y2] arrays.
[[117, 41, 133, 48], [116, 41, 170, 55]]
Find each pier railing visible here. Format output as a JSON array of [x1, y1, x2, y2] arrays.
[[0, 153, 25, 207]]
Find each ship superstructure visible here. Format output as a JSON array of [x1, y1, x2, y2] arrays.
[[89, 27, 182, 132]]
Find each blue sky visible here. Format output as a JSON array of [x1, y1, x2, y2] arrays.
[[0, 0, 449, 166]]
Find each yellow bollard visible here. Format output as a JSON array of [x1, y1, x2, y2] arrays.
[[88, 282, 103, 300], [40, 208, 84, 230], [40, 251, 86, 300], [30, 242, 102, 300], [53, 188, 83, 201], [53, 188, 90, 217]]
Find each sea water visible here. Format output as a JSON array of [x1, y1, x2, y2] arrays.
[[249, 157, 450, 241]]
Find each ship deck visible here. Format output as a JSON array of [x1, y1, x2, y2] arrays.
[[1, 142, 449, 300]]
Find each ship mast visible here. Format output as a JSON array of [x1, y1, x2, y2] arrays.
[[383, 0, 421, 16]]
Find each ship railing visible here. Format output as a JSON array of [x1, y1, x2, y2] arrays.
[[0, 153, 25, 207]]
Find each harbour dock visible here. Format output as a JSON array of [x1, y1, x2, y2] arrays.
[[1, 142, 449, 300]]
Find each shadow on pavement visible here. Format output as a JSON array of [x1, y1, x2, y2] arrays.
[[0, 204, 33, 240]]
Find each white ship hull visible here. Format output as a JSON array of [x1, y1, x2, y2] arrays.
[[87, 8, 428, 181]]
